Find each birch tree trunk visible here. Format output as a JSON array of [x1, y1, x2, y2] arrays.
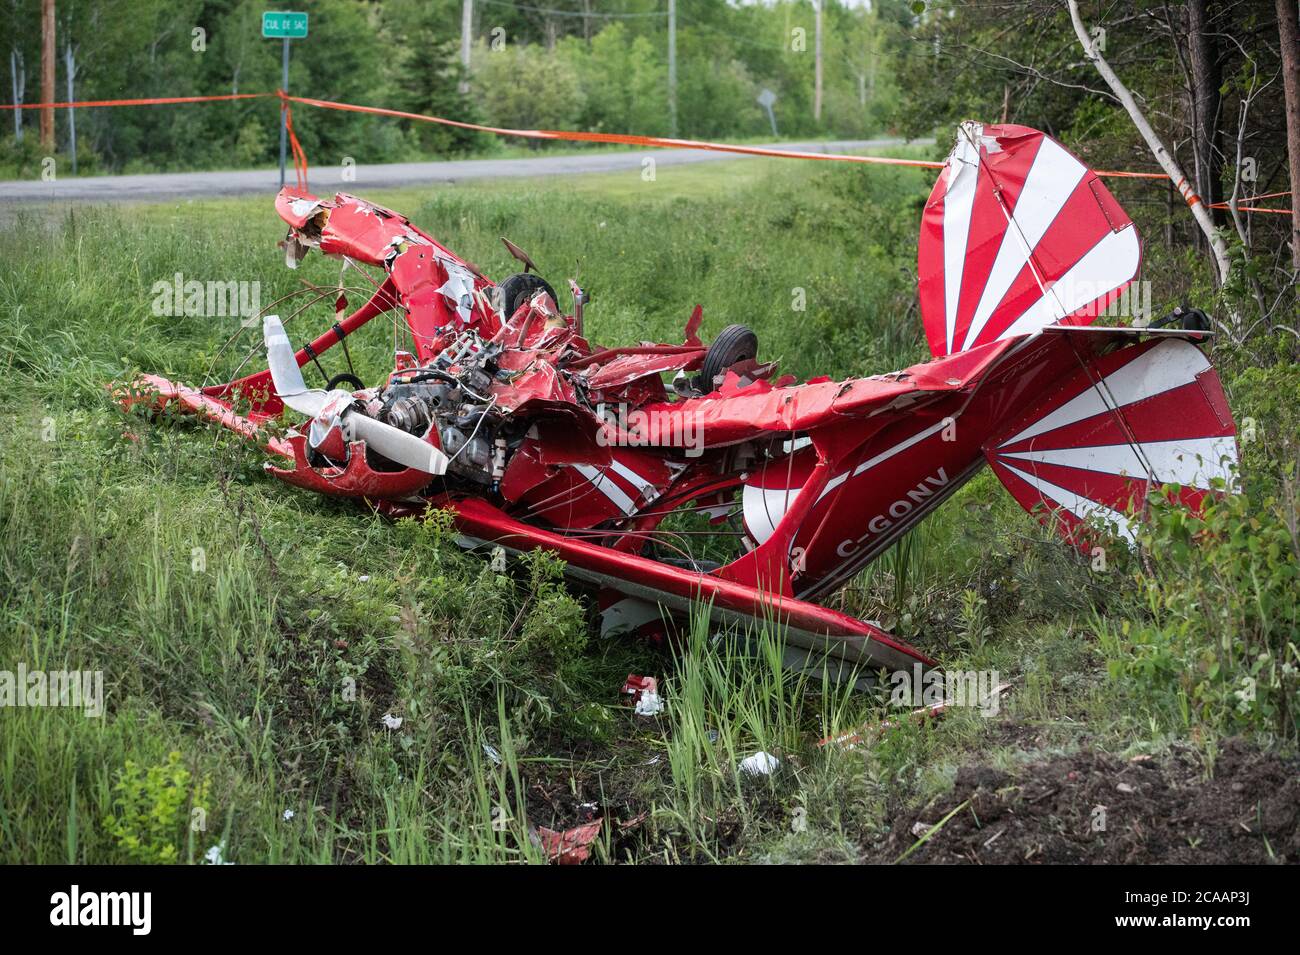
[[1066, 0, 1233, 287]]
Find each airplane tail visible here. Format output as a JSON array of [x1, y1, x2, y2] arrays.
[[981, 331, 1238, 548], [918, 122, 1142, 359]]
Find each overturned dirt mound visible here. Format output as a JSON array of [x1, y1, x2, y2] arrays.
[[885, 738, 1300, 864]]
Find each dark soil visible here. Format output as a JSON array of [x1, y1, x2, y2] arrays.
[[879, 738, 1300, 864]]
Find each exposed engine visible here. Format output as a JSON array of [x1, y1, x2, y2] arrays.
[[365, 330, 506, 485]]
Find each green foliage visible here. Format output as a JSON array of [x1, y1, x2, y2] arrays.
[[389, 13, 483, 157], [1102, 484, 1299, 742], [476, 42, 585, 135], [104, 752, 211, 864], [1227, 363, 1300, 489], [518, 549, 588, 667], [232, 121, 269, 168], [0, 0, 900, 175], [565, 25, 668, 136]]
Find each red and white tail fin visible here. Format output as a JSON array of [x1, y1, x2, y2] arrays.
[[983, 335, 1238, 547], [918, 122, 1141, 358]]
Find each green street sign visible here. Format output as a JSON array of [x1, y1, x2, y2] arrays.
[[262, 11, 308, 39]]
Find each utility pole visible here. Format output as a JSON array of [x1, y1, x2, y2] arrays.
[[279, 36, 288, 187], [11, 50, 25, 143], [460, 0, 473, 94], [813, 0, 823, 123], [64, 38, 75, 174], [39, 0, 54, 150], [667, 0, 677, 137]]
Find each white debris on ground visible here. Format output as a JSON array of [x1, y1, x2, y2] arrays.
[[483, 743, 503, 766], [739, 752, 780, 776], [282, 809, 295, 821], [381, 713, 403, 730], [634, 690, 664, 717], [203, 842, 234, 865]]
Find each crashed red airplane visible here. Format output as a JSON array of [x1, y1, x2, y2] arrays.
[[121, 123, 1238, 679]]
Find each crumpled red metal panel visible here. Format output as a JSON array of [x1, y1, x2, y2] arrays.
[[583, 350, 702, 392], [118, 374, 292, 459], [535, 818, 602, 864], [268, 433, 432, 499], [622, 340, 1019, 451], [492, 361, 579, 414]]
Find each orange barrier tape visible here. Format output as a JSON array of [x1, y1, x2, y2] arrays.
[[283, 93, 949, 170], [1092, 168, 1169, 180], [1207, 189, 1293, 214], [0, 92, 270, 110], [1209, 203, 1293, 215], [5, 89, 1295, 215], [1232, 190, 1292, 202], [279, 93, 309, 191]]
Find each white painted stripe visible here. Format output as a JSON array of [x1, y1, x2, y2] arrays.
[[1001, 461, 1135, 542], [816, 418, 950, 505], [609, 460, 659, 503], [960, 137, 1087, 351], [743, 484, 801, 545], [942, 124, 982, 355], [999, 338, 1208, 449], [1001, 435, 1238, 489], [997, 226, 1141, 341], [573, 464, 637, 515]]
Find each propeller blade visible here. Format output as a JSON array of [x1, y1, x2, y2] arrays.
[[264, 315, 447, 475], [346, 413, 450, 475], [263, 314, 328, 416]]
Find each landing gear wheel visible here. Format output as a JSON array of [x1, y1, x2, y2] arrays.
[[496, 272, 558, 320], [697, 324, 759, 392], [325, 372, 365, 392]]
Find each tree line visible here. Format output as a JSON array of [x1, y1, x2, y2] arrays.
[[2, 0, 909, 174], [891, 0, 1297, 349]]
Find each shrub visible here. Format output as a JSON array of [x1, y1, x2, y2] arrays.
[[104, 751, 211, 864], [1102, 484, 1299, 742], [474, 43, 584, 136]]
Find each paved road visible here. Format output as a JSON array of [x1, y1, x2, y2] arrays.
[[0, 139, 924, 205]]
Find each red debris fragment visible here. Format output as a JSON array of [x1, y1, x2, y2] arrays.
[[621, 674, 657, 707], [535, 818, 603, 865]]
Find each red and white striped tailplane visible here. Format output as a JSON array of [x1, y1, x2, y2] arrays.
[[983, 335, 1238, 547], [918, 122, 1141, 358]]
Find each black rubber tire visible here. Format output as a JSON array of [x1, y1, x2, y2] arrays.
[[496, 272, 558, 319], [325, 372, 365, 392], [698, 324, 759, 390]]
